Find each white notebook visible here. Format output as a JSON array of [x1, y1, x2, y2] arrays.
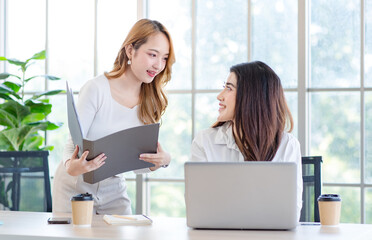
[[103, 215, 152, 225]]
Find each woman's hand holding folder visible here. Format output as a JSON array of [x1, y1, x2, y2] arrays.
[[65, 145, 107, 176], [139, 143, 171, 171]]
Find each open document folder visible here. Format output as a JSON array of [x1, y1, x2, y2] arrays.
[[66, 82, 157, 184]]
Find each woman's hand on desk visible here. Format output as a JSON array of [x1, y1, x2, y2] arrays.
[[139, 143, 171, 171], [65, 145, 106, 176]]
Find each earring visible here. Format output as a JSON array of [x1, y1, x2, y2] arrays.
[[127, 60, 131, 65]]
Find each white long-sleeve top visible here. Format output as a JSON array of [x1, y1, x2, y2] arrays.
[[191, 122, 303, 220], [53, 75, 149, 214], [62, 74, 152, 171]]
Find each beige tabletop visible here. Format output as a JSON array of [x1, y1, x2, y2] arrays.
[[1, 211, 372, 240]]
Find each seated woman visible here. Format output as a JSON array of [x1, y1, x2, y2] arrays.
[[191, 61, 302, 219]]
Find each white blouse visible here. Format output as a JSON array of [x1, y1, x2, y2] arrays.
[[191, 122, 303, 219], [62, 75, 150, 174], [53, 75, 149, 214]]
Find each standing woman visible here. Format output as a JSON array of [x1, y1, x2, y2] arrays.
[[53, 19, 175, 215], [191, 61, 302, 219]]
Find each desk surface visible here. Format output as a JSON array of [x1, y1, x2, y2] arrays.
[[0, 211, 372, 240]]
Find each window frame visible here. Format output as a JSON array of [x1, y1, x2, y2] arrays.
[[0, 0, 370, 223]]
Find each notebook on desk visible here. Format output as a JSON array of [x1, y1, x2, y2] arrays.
[[184, 161, 298, 230]]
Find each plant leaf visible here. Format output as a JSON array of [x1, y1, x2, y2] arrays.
[[0, 128, 21, 150], [7, 58, 25, 66], [21, 113, 45, 124], [0, 125, 41, 151], [0, 56, 7, 61], [24, 74, 61, 82], [44, 75, 61, 80], [5, 181, 13, 193], [27, 120, 62, 131], [46, 121, 63, 130], [28, 50, 45, 61], [23, 135, 44, 151], [3, 81, 21, 93], [26, 121, 50, 131], [0, 179, 11, 208], [39, 99, 49, 104], [0, 83, 22, 100], [0, 83, 14, 94], [25, 99, 52, 115], [0, 93, 13, 100], [0, 73, 10, 80], [0, 108, 18, 128], [41, 145, 54, 151], [32, 90, 64, 99], [0, 73, 21, 80], [17, 125, 43, 150], [1, 101, 31, 124]]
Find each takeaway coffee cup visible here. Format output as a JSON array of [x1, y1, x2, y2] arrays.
[[317, 194, 341, 226], [71, 193, 94, 227]]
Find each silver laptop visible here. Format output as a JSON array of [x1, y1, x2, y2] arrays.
[[184, 162, 298, 230]]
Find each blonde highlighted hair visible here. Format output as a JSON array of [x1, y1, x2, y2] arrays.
[[104, 19, 175, 124]]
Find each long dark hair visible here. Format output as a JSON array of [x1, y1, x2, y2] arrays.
[[213, 61, 293, 161]]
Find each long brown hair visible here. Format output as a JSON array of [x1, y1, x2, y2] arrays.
[[213, 61, 293, 161], [104, 19, 175, 124]]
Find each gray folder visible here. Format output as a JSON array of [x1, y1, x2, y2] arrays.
[[66, 82, 157, 184]]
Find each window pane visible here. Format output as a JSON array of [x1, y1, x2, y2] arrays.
[[365, 92, 372, 183], [310, 0, 360, 88], [149, 182, 185, 217], [151, 94, 192, 179], [310, 92, 360, 183], [366, 0, 372, 87], [7, 0, 45, 92], [48, 0, 95, 91], [7, 0, 45, 61], [47, 95, 69, 176], [365, 188, 372, 223], [195, 93, 219, 135], [148, 0, 192, 90], [125, 179, 136, 214], [97, 0, 137, 74], [251, 0, 297, 88], [285, 92, 298, 138], [196, 0, 248, 89], [323, 186, 360, 223]]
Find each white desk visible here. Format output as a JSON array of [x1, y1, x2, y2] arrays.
[[0, 211, 372, 240]]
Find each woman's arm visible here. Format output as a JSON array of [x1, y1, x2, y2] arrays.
[[63, 80, 103, 175], [284, 137, 303, 221], [191, 132, 208, 162]]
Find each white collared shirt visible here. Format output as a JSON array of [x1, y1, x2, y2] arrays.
[[191, 122, 303, 220]]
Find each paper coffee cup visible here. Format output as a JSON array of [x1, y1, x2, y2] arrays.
[[317, 194, 341, 226], [71, 193, 94, 227]]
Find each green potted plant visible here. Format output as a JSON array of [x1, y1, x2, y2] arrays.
[[0, 50, 63, 210]]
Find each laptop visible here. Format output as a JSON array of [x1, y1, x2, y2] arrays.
[[184, 162, 298, 230]]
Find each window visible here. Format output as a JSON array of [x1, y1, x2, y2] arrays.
[[1, 0, 371, 223]]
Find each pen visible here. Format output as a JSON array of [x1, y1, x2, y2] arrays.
[[112, 215, 137, 221], [300, 222, 321, 226], [142, 215, 153, 223]]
